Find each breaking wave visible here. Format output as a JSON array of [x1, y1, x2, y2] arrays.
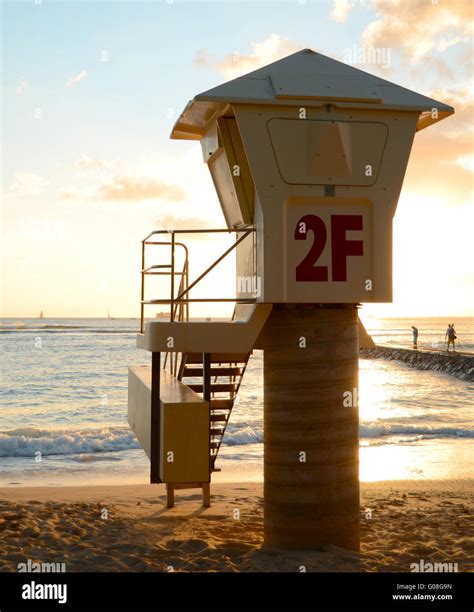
[[0, 427, 140, 457], [0, 421, 472, 458]]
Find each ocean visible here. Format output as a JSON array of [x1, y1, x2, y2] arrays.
[[1, 317, 473, 486]]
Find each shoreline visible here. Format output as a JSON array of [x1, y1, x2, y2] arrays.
[[2, 435, 473, 488], [1, 479, 472, 573]]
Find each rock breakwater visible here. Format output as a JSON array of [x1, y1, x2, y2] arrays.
[[359, 346, 474, 381]]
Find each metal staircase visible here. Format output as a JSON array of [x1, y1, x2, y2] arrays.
[[140, 227, 258, 476]]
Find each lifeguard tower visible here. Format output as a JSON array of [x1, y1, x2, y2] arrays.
[[128, 49, 453, 550]]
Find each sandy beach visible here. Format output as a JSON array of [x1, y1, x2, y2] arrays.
[[0, 479, 472, 573]]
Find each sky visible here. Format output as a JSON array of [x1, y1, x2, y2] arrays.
[[1, 0, 473, 318]]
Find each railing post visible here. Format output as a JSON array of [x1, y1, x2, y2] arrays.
[[203, 352, 211, 476], [185, 259, 189, 321], [140, 240, 145, 334], [203, 353, 211, 402], [150, 351, 161, 484], [171, 232, 175, 322]]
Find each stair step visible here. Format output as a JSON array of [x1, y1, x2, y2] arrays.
[[185, 352, 250, 364], [183, 366, 242, 377], [181, 351, 249, 466], [189, 383, 237, 394], [210, 399, 234, 410], [210, 428, 225, 436], [210, 414, 228, 422]]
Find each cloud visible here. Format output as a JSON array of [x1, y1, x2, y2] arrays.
[[153, 214, 211, 232], [193, 49, 215, 69], [16, 78, 28, 96], [362, 0, 472, 68], [428, 84, 473, 113], [427, 83, 474, 137], [330, 0, 354, 23], [351, 0, 473, 204], [194, 34, 302, 80], [74, 154, 122, 173], [57, 188, 82, 201], [404, 129, 473, 204], [98, 176, 186, 202], [67, 70, 87, 87], [402, 82, 474, 202], [457, 154, 474, 173], [57, 152, 191, 205], [57, 175, 186, 203], [8, 173, 49, 196], [75, 155, 108, 170]]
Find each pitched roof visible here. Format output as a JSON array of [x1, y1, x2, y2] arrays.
[[171, 48, 454, 139]]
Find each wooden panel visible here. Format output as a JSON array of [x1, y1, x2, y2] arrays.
[[270, 73, 381, 103], [160, 398, 210, 483], [128, 366, 153, 459], [130, 365, 206, 404], [207, 148, 244, 228], [268, 119, 388, 186], [218, 117, 254, 224], [128, 366, 210, 484]]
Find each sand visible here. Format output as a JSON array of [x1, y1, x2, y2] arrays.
[[0, 480, 472, 573]]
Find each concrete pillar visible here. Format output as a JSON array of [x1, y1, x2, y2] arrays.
[[263, 304, 360, 551]]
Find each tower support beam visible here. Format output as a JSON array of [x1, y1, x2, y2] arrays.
[[263, 304, 360, 551]]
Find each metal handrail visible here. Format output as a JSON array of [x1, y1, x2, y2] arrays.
[[163, 255, 189, 375], [175, 230, 252, 303], [140, 226, 256, 334], [142, 225, 255, 242], [140, 241, 189, 332]]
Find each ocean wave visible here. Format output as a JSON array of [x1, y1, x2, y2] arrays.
[[0, 324, 84, 331], [1, 421, 472, 459], [223, 425, 263, 446], [0, 427, 140, 458], [0, 327, 134, 334], [224, 422, 474, 445], [220, 422, 474, 446], [360, 423, 473, 439]]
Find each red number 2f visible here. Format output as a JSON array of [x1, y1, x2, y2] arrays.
[[295, 214, 363, 282]]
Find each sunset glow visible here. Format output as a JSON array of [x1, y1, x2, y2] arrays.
[[2, 1, 472, 318]]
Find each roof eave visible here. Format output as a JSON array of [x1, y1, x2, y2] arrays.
[[416, 108, 455, 132], [170, 95, 455, 140]]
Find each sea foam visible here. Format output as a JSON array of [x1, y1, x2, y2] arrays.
[[0, 427, 140, 457]]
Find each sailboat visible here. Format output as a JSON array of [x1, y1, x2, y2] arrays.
[[107, 309, 115, 320], [39, 310, 44, 319]]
